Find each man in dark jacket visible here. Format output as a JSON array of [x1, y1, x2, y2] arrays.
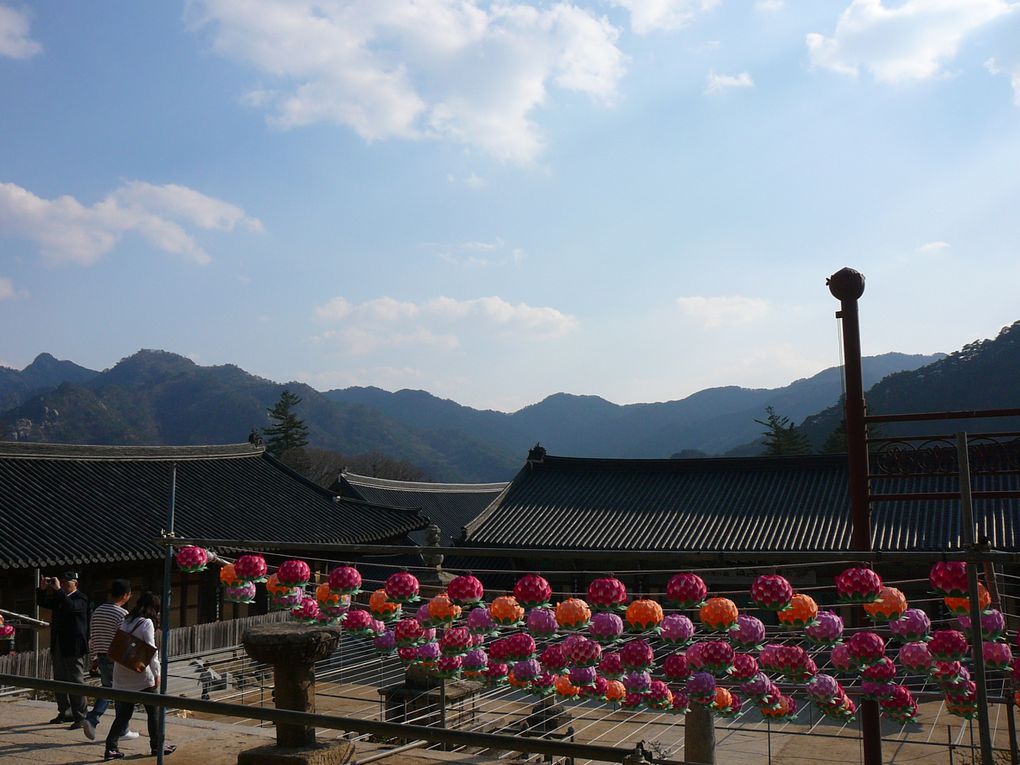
[[37, 571, 91, 726]]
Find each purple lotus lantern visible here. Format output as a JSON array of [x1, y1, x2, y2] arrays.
[[740, 672, 772, 699], [527, 607, 559, 638], [569, 665, 597, 687], [686, 672, 716, 706], [728, 614, 766, 650], [660, 614, 696, 646], [467, 605, 497, 636], [224, 581, 257, 605], [889, 608, 931, 643], [589, 612, 624, 644], [805, 610, 844, 647], [462, 648, 488, 679], [622, 670, 651, 694], [374, 630, 397, 655], [957, 609, 1006, 641], [514, 658, 543, 683], [806, 673, 841, 703]]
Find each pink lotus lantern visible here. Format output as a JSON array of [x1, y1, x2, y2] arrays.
[[830, 643, 863, 674], [0, 623, 16, 643], [728, 615, 766, 650], [931, 661, 967, 688], [758, 643, 786, 674], [778, 646, 817, 682], [957, 609, 1006, 641], [398, 646, 420, 664], [689, 640, 734, 676], [620, 692, 645, 710], [441, 626, 473, 657], [395, 617, 425, 647], [385, 571, 420, 604], [291, 597, 320, 623], [483, 663, 509, 686], [599, 650, 623, 679], [328, 565, 362, 595], [540, 643, 570, 673], [556, 598, 592, 630], [570, 636, 602, 667], [898, 642, 933, 674], [277, 559, 311, 587], [662, 652, 692, 682], [846, 631, 886, 667], [234, 554, 268, 583], [175, 546, 210, 573], [467, 605, 498, 635], [660, 614, 695, 646], [666, 572, 708, 608], [415, 603, 435, 627], [730, 653, 759, 681], [369, 618, 386, 636], [888, 608, 931, 643], [805, 611, 844, 647], [527, 607, 559, 638], [881, 686, 918, 724], [447, 574, 484, 607], [929, 630, 968, 662], [374, 630, 397, 655], [589, 612, 624, 644], [929, 561, 968, 597], [435, 655, 463, 679], [620, 639, 655, 671], [462, 648, 488, 678], [514, 574, 552, 608], [670, 687, 690, 714], [646, 680, 673, 710], [626, 599, 664, 632], [588, 577, 628, 611], [569, 665, 597, 688], [224, 581, 257, 604], [622, 670, 652, 694], [750, 574, 793, 611], [504, 632, 537, 661], [343, 609, 375, 637], [983, 641, 1012, 671], [417, 641, 441, 667], [686, 672, 716, 706], [740, 672, 773, 699], [835, 567, 882, 603], [806, 673, 841, 702]]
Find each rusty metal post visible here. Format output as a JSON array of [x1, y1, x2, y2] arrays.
[[827, 267, 882, 765]]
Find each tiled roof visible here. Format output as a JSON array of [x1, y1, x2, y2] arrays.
[[337, 472, 506, 546], [463, 453, 1020, 552], [0, 442, 429, 569]]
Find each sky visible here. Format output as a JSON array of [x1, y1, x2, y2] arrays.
[[1, 1, 1019, 412]]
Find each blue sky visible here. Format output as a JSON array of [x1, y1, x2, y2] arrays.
[[1, 1, 1019, 411]]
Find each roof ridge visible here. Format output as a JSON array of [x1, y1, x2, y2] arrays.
[[342, 471, 508, 492], [0, 441, 263, 461]]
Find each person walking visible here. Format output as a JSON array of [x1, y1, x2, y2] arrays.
[[81, 579, 138, 742], [36, 571, 91, 727], [103, 592, 175, 761]]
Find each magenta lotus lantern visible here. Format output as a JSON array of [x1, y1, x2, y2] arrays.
[[514, 573, 552, 608], [462, 648, 488, 678], [620, 639, 655, 671], [385, 571, 420, 604], [830, 643, 862, 675], [888, 608, 931, 643], [440, 626, 473, 657], [483, 662, 509, 686], [290, 597, 319, 623], [931, 661, 967, 689], [670, 687, 690, 714], [447, 574, 484, 607], [533, 671, 559, 696], [175, 546, 210, 573], [540, 643, 569, 673], [569, 636, 602, 667], [234, 554, 268, 583], [666, 572, 707, 608], [620, 692, 645, 710], [467, 605, 498, 635], [622, 669, 652, 694], [434, 655, 463, 679], [646, 680, 673, 710], [660, 614, 695, 646], [374, 630, 397, 655], [846, 631, 886, 667], [587, 577, 628, 611], [898, 641, 933, 674], [395, 617, 425, 648], [224, 581, 257, 604], [835, 567, 882, 603], [689, 640, 734, 676], [589, 612, 624, 644], [662, 652, 692, 682], [343, 609, 375, 637], [729, 653, 759, 681], [598, 651, 623, 679], [504, 632, 537, 662], [881, 685, 918, 724], [862, 656, 896, 686], [805, 611, 844, 647], [750, 574, 793, 611], [277, 559, 311, 588], [728, 614, 766, 650], [957, 609, 1006, 641], [983, 641, 1013, 671], [929, 561, 968, 597], [328, 565, 362, 595], [929, 630, 969, 662]]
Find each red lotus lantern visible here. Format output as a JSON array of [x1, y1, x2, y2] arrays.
[[235, 554, 268, 583], [440, 626, 473, 657], [662, 652, 692, 682], [395, 618, 425, 647], [328, 565, 362, 595], [385, 571, 420, 604], [588, 577, 629, 611], [666, 572, 707, 608], [514, 574, 552, 608], [846, 631, 886, 667], [176, 546, 210, 573], [277, 559, 311, 587], [620, 639, 655, 671], [929, 630, 969, 662], [447, 574, 484, 607], [835, 567, 882, 603], [750, 574, 793, 611], [929, 561, 968, 597], [626, 599, 664, 632], [699, 598, 739, 631], [777, 593, 818, 628], [863, 586, 908, 622], [556, 598, 592, 630]]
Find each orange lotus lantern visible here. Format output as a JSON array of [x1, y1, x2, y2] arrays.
[[944, 583, 992, 615], [556, 598, 592, 630], [778, 593, 819, 628], [370, 588, 401, 621], [626, 599, 664, 631], [555, 674, 579, 697], [265, 573, 289, 596], [220, 563, 241, 587], [508, 670, 528, 689], [605, 679, 626, 703], [863, 586, 908, 622], [713, 687, 733, 711], [428, 594, 463, 624], [699, 597, 739, 631], [490, 596, 525, 626], [316, 582, 344, 608]]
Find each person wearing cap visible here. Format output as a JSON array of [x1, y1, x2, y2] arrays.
[[37, 571, 92, 726]]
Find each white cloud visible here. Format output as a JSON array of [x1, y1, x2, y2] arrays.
[[0, 276, 14, 300], [985, 57, 1020, 105], [0, 181, 262, 265], [610, 0, 720, 34], [0, 5, 41, 59], [676, 295, 771, 328], [755, 0, 784, 12], [807, 0, 1014, 83], [313, 293, 578, 354], [705, 70, 754, 94], [918, 240, 951, 252], [427, 238, 526, 267], [189, 0, 626, 163]]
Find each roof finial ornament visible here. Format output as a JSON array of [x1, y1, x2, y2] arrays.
[[527, 443, 547, 462]]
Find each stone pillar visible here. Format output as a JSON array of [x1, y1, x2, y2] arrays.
[[240, 623, 351, 764], [685, 705, 716, 765]]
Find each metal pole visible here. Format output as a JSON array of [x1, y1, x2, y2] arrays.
[[157, 463, 177, 765], [32, 567, 40, 681], [827, 267, 882, 765], [1007, 692, 1019, 765], [957, 433, 995, 765]]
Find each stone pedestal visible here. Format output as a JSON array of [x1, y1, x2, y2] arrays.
[[240, 623, 351, 765], [684, 704, 716, 765]]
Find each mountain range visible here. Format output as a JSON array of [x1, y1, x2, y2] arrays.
[[7, 323, 1017, 482]]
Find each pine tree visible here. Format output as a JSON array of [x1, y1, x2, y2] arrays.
[[263, 390, 310, 458], [755, 406, 811, 456]]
